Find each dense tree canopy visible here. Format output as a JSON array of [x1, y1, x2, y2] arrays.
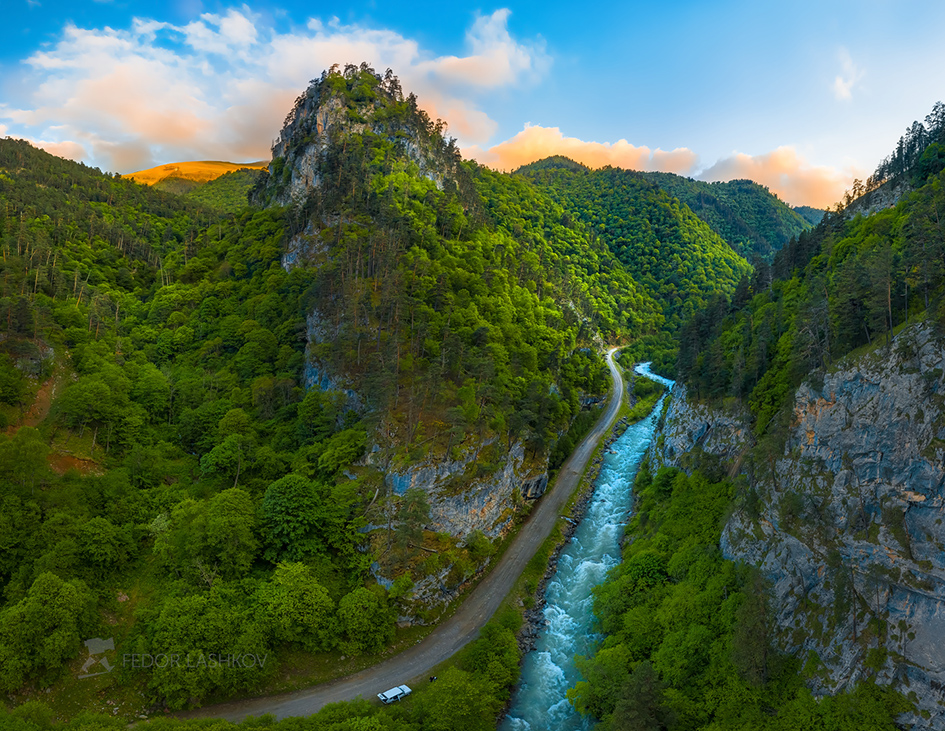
[[0, 66, 671, 711], [516, 163, 752, 331], [569, 466, 910, 730], [639, 173, 812, 262]]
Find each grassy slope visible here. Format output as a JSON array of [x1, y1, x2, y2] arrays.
[[127, 160, 268, 186]]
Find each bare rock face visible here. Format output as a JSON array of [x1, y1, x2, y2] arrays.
[[646, 383, 753, 470], [654, 322, 945, 728], [256, 69, 456, 210], [385, 440, 545, 539], [845, 178, 913, 219]]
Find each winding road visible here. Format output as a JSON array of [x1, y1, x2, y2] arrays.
[[179, 348, 626, 723]]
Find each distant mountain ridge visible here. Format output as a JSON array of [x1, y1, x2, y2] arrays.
[[793, 204, 826, 225], [127, 160, 267, 211], [516, 161, 752, 333], [516, 156, 815, 263], [129, 159, 268, 186], [640, 172, 813, 262]]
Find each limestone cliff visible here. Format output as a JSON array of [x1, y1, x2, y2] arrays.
[[650, 321, 945, 728], [844, 177, 913, 220], [383, 440, 545, 539], [254, 64, 461, 210]]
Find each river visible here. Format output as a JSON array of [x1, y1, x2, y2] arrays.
[[500, 362, 674, 731]]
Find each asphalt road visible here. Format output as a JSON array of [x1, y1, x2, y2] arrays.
[[179, 347, 625, 723]]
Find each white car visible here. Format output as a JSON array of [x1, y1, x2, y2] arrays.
[[377, 684, 412, 704]]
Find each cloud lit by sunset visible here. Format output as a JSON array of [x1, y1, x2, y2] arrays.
[[2, 1, 942, 208], [466, 124, 699, 175], [1, 8, 545, 173], [467, 128, 853, 208], [700, 147, 859, 210]]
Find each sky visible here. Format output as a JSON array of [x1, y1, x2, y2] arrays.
[[3, 0, 945, 208]]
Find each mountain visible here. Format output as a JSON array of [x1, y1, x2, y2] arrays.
[[246, 64, 668, 543], [516, 162, 753, 334], [639, 173, 813, 262], [0, 65, 670, 716], [516, 158, 813, 264], [128, 160, 268, 212], [793, 204, 826, 226], [514, 155, 589, 174], [128, 159, 268, 189]]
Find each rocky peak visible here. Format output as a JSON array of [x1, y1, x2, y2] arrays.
[[253, 63, 464, 207]]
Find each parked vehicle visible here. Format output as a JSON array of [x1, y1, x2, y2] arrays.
[[377, 685, 412, 704]]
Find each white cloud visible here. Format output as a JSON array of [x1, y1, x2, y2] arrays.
[[33, 138, 89, 163], [1, 8, 547, 172], [182, 7, 259, 56], [832, 47, 864, 101], [421, 9, 549, 88]]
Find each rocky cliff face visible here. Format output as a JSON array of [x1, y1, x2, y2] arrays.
[[651, 321, 945, 728], [384, 440, 546, 540], [845, 178, 913, 219], [647, 383, 753, 471]]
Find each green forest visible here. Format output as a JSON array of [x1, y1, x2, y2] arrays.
[[677, 133, 945, 439], [2, 59, 918, 731], [516, 160, 753, 332], [569, 464, 910, 731], [638, 173, 813, 262]]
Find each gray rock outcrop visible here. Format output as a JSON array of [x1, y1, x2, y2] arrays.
[[385, 440, 546, 539], [646, 383, 753, 475]]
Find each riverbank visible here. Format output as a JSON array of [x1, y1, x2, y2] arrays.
[[516, 368, 667, 654], [517, 411, 631, 653]]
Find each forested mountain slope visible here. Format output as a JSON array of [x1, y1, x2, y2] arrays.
[[515, 160, 752, 332], [597, 99, 945, 729], [516, 157, 813, 267], [251, 64, 662, 497], [640, 173, 813, 262], [129, 160, 267, 189], [678, 165, 945, 433], [794, 204, 826, 226]]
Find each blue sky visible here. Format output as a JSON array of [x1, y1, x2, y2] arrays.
[[3, 0, 945, 207]]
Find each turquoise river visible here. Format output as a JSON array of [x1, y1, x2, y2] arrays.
[[500, 362, 675, 731]]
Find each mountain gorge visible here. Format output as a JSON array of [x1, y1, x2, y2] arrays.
[[0, 63, 749, 719], [2, 58, 938, 731]]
